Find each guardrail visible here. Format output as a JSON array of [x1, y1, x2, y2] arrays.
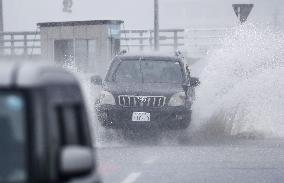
[[1, 29, 185, 57], [0, 31, 40, 56], [185, 28, 227, 58], [120, 29, 185, 52], [0, 28, 227, 59]]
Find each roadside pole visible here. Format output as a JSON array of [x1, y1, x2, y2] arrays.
[[154, 0, 159, 51], [0, 0, 3, 54], [0, 0, 3, 32]]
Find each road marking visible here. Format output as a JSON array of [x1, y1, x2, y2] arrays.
[[121, 172, 141, 183], [143, 157, 158, 165]]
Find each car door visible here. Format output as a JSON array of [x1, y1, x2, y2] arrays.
[[46, 85, 96, 182]]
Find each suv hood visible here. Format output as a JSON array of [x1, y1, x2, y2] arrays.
[[103, 82, 184, 97]]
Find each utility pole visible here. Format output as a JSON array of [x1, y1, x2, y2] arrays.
[[0, 0, 3, 55], [0, 0, 3, 32], [274, 0, 279, 28], [154, 0, 159, 51]]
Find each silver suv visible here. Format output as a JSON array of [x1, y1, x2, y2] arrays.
[[0, 62, 101, 183]]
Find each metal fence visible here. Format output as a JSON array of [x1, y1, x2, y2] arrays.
[[120, 28, 227, 58], [0, 31, 40, 57], [0, 28, 228, 59], [185, 28, 227, 58], [1, 29, 185, 57], [120, 29, 185, 52]]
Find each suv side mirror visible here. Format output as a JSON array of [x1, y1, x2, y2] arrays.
[[60, 146, 94, 178], [190, 77, 200, 87], [91, 75, 103, 86]]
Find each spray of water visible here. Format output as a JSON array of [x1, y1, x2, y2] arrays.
[[62, 61, 126, 147], [191, 24, 284, 139]]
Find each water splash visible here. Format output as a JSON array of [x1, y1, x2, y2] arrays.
[[191, 24, 284, 139], [62, 61, 126, 147]]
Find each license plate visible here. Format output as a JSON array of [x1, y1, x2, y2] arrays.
[[132, 112, 151, 122]]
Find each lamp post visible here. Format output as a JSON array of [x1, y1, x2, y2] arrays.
[[154, 0, 159, 51]]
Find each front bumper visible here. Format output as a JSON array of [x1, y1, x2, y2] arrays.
[[96, 104, 191, 130]]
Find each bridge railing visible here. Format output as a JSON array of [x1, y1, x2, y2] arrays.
[[0, 29, 185, 57], [0, 28, 227, 59], [120, 29, 185, 52], [0, 31, 41, 57], [185, 28, 227, 58]]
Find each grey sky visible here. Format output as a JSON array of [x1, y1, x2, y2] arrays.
[[4, 0, 283, 31]]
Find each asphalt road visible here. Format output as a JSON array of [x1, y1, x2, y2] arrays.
[[97, 136, 284, 183]]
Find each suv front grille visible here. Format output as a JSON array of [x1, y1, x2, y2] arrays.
[[118, 95, 166, 108]]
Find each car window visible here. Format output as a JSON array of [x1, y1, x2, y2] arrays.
[[114, 61, 141, 82], [56, 104, 86, 146], [113, 60, 184, 83], [141, 61, 184, 83], [0, 92, 27, 183]]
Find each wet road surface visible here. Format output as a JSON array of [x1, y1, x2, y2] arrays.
[[97, 136, 284, 183]]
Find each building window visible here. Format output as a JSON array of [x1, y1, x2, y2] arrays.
[[54, 39, 96, 72], [75, 39, 97, 72], [54, 40, 74, 65]]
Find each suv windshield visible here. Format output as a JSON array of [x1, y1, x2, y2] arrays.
[[0, 92, 27, 183], [113, 60, 184, 84]]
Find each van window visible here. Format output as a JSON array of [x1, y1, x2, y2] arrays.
[[56, 104, 86, 146], [0, 92, 27, 183]]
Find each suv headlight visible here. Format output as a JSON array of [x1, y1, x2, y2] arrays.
[[99, 91, 115, 105], [168, 92, 186, 106]]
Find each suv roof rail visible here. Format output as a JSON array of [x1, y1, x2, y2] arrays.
[[175, 50, 185, 60], [117, 50, 127, 56]]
